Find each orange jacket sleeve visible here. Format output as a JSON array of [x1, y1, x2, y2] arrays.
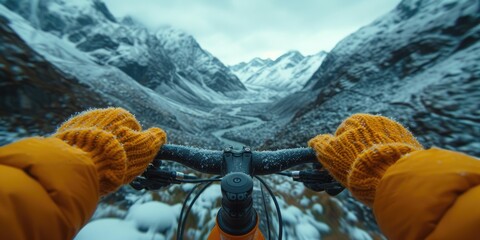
[[373, 148, 480, 240], [0, 137, 100, 240]]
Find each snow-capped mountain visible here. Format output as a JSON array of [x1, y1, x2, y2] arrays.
[[156, 27, 246, 93], [264, 0, 480, 158], [231, 51, 327, 97], [0, 8, 182, 135], [230, 57, 274, 82], [0, 3, 244, 147], [0, 0, 246, 106]]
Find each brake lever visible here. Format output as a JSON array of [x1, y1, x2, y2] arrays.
[[290, 169, 345, 196], [130, 160, 198, 191], [130, 176, 172, 190], [303, 181, 345, 196]]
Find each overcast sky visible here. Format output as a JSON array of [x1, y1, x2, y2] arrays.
[[103, 0, 401, 65]]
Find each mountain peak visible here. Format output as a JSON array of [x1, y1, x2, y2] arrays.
[[230, 49, 327, 98], [156, 27, 198, 46], [314, 50, 328, 57], [287, 50, 304, 58], [120, 16, 143, 27], [92, 0, 117, 23], [154, 28, 246, 93], [275, 50, 304, 63], [156, 26, 188, 37], [287, 50, 304, 56], [249, 57, 273, 67]]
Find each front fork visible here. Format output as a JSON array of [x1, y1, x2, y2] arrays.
[[207, 216, 264, 240]]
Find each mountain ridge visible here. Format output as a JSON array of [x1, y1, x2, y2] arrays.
[[0, 0, 246, 106], [231, 50, 327, 98]]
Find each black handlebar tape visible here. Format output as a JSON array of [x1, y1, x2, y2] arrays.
[[156, 144, 223, 174], [251, 148, 318, 175], [156, 144, 319, 175]]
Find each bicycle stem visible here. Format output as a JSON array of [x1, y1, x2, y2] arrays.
[[218, 172, 257, 235], [213, 146, 263, 238], [222, 146, 253, 175]]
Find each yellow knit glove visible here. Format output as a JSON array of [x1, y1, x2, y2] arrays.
[[53, 108, 166, 195], [308, 114, 423, 206]]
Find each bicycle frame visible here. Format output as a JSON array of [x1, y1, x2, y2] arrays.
[[208, 218, 264, 240]]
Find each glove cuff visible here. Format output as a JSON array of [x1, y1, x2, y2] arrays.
[[53, 128, 127, 195], [347, 143, 423, 206]]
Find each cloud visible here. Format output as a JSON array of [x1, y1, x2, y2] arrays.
[[103, 0, 401, 65]]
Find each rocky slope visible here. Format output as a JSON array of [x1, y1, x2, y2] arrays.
[[264, 0, 480, 158], [157, 27, 246, 94], [0, 0, 246, 107], [0, 4, 242, 148], [0, 15, 108, 144]]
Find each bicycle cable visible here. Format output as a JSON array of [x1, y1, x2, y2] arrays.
[[260, 182, 271, 240], [255, 176, 283, 240], [176, 182, 201, 239], [176, 178, 221, 183], [177, 176, 221, 240], [276, 172, 292, 177]]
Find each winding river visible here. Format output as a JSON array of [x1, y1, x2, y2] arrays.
[[212, 107, 264, 149]]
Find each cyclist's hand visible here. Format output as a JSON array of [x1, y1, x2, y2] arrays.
[[308, 114, 423, 206], [53, 108, 166, 195]]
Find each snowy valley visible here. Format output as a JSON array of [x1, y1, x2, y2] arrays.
[[1, 0, 479, 239]]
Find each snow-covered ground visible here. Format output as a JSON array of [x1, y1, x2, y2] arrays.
[[75, 201, 178, 240], [76, 174, 377, 240]]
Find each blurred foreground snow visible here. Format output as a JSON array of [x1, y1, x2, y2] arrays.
[[75, 202, 178, 240]]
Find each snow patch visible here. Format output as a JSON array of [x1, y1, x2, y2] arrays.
[[76, 201, 177, 240], [296, 223, 320, 240], [74, 218, 165, 240], [126, 202, 176, 234]]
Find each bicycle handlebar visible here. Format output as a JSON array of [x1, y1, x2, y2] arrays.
[[142, 143, 342, 239], [156, 144, 319, 175], [148, 144, 343, 240]]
